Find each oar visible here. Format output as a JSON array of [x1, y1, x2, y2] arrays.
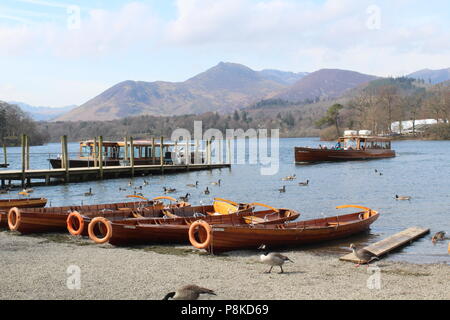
[[249, 202, 279, 213]]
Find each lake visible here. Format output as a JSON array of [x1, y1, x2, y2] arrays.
[[1, 138, 449, 264]]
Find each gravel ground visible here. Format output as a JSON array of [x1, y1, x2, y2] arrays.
[[0, 230, 449, 300]]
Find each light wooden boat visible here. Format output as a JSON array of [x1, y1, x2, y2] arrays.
[[0, 198, 47, 228], [87, 202, 299, 246], [189, 205, 379, 253]]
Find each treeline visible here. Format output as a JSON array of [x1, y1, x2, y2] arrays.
[[0, 101, 50, 146], [317, 78, 450, 140]]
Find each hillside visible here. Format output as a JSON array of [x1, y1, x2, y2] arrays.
[[407, 68, 450, 84], [274, 69, 378, 103], [55, 62, 292, 121], [9, 102, 77, 121]]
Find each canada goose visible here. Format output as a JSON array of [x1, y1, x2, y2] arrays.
[[282, 174, 296, 181], [349, 243, 379, 267], [258, 244, 293, 274], [128, 181, 132, 187], [84, 188, 93, 196], [23, 187, 34, 193], [278, 186, 286, 193], [134, 186, 143, 190], [187, 181, 199, 188], [163, 285, 216, 300], [143, 180, 149, 186], [179, 193, 191, 202], [163, 187, 176, 193], [432, 231, 447, 243], [298, 179, 309, 186], [119, 187, 127, 191], [374, 169, 378, 173], [395, 195, 411, 200], [211, 179, 221, 186], [134, 191, 144, 197], [204, 187, 210, 195]]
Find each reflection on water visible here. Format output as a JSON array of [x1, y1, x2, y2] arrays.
[[1, 138, 449, 264]]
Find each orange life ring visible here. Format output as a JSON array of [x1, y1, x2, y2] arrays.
[[67, 211, 85, 236], [8, 207, 21, 231], [188, 220, 212, 249], [88, 217, 112, 244]]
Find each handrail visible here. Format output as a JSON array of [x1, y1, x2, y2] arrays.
[[249, 202, 279, 213]]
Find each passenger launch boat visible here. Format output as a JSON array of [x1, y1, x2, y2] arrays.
[[295, 130, 395, 163], [189, 205, 379, 253]]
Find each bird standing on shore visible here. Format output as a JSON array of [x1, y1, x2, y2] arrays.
[[258, 244, 293, 274], [349, 243, 379, 267], [163, 285, 216, 300]]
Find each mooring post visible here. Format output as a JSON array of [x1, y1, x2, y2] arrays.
[[129, 136, 135, 177], [21, 134, 25, 187], [208, 140, 212, 165], [62, 135, 69, 183], [151, 137, 155, 164], [160, 136, 164, 173], [24, 135, 30, 170], [186, 138, 190, 169], [93, 137, 98, 167], [124, 136, 129, 161], [2, 144, 7, 167], [195, 139, 199, 164], [98, 136, 103, 179], [227, 139, 232, 164]]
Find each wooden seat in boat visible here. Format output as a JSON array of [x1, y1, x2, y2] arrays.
[[243, 216, 266, 224]]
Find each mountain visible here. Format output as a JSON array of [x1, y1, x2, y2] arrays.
[[407, 68, 450, 84], [258, 69, 308, 85], [9, 102, 77, 121], [55, 62, 292, 121], [274, 69, 378, 103]]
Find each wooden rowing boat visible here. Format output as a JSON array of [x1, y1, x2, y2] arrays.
[[7, 199, 165, 234], [189, 205, 379, 253], [0, 198, 47, 228], [87, 204, 299, 246]]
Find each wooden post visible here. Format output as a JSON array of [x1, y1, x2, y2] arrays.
[[218, 139, 222, 164], [186, 139, 190, 168], [62, 135, 69, 182], [2, 144, 7, 167], [98, 136, 103, 179], [25, 135, 30, 170], [124, 136, 129, 161], [21, 134, 26, 187], [195, 139, 199, 164], [151, 137, 155, 164], [129, 136, 135, 177], [227, 139, 231, 164], [160, 136, 164, 172], [207, 140, 212, 165]]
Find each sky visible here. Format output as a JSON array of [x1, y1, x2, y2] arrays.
[[0, 0, 449, 108]]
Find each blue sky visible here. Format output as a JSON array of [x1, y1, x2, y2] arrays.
[[0, 0, 449, 107]]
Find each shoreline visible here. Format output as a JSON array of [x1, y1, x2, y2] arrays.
[[1, 231, 448, 300]]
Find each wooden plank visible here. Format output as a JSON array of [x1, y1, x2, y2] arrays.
[[340, 227, 430, 263]]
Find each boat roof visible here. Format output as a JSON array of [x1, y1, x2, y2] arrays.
[[80, 140, 196, 147], [339, 135, 392, 141]]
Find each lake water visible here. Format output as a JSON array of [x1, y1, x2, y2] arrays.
[[1, 138, 449, 264]]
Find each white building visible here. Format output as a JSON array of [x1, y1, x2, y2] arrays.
[[391, 119, 447, 134]]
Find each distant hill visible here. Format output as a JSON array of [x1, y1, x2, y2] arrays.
[[407, 68, 450, 84], [258, 69, 308, 85], [274, 69, 378, 103], [9, 102, 77, 121], [55, 62, 293, 121]]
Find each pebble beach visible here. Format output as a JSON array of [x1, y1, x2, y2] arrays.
[[1, 231, 448, 300]]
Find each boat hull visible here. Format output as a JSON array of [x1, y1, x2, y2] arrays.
[[198, 210, 379, 253], [0, 198, 47, 228], [294, 147, 395, 163]]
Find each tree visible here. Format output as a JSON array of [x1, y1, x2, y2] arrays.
[[315, 103, 344, 137]]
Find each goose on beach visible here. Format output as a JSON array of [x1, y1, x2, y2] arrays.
[[187, 181, 199, 188], [278, 186, 286, 193], [395, 195, 411, 200], [258, 244, 293, 274], [432, 231, 447, 243], [163, 285, 216, 300], [350, 243, 379, 266], [298, 180, 309, 186]]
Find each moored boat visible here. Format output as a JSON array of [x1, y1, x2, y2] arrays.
[[7, 198, 164, 234], [0, 198, 47, 228], [295, 131, 395, 163], [189, 205, 379, 253], [87, 202, 299, 246]]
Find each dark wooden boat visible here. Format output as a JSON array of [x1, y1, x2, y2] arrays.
[[189, 205, 379, 253], [0, 198, 47, 228], [7, 198, 164, 234], [87, 203, 299, 246], [295, 133, 395, 163]]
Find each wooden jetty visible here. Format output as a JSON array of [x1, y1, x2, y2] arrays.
[[0, 135, 231, 187], [340, 227, 430, 263]]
